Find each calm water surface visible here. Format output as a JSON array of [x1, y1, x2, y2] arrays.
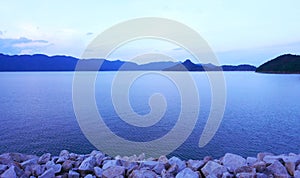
[[0, 72, 299, 159]]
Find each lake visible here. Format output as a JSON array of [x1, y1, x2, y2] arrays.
[[0, 71, 299, 160]]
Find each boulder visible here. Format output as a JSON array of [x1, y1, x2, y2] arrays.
[[45, 161, 62, 173], [39, 168, 55, 178], [20, 158, 38, 168], [285, 161, 295, 176], [168, 157, 186, 172], [0, 165, 17, 178], [263, 155, 284, 165], [84, 174, 94, 178], [246, 157, 257, 166], [257, 153, 273, 161], [175, 168, 198, 178], [38, 153, 51, 164], [31, 164, 46, 176], [252, 161, 266, 173], [78, 156, 96, 172], [102, 160, 121, 170], [141, 161, 158, 169], [236, 172, 255, 178], [68, 170, 80, 178], [0, 164, 7, 174], [187, 159, 205, 171], [255, 173, 268, 178], [222, 171, 234, 178], [102, 166, 125, 178], [222, 153, 246, 173], [129, 169, 158, 178], [201, 161, 226, 177], [153, 162, 165, 174], [266, 160, 289, 178], [62, 160, 74, 171], [294, 170, 300, 178], [93, 167, 103, 177]]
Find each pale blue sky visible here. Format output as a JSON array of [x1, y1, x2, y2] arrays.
[[0, 0, 299, 65]]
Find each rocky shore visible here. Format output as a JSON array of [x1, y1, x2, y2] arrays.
[[0, 150, 300, 178]]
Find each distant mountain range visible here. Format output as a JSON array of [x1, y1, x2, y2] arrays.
[[256, 54, 300, 74], [0, 53, 257, 72]]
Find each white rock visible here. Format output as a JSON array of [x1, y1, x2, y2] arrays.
[[129, 169, 158, 178], [201, 161, 226, 177], [0, 165, 17, 178], [68, 170, 80, 178], [38, 168, 55, 178], [168, 156, 186, 172], [285, 161, 295, 176], [294, 170, 300, 178], [94, 167, 103, 177], [246, 157, 257, 166], [78, 156, 96, 172], [266, 160, 289, 178], [187, 159, 204, 171], [102, 160, 121, 170], [176, 168, 198, 178], [38, 153, 51, 164], [222, 153, 246, 173], [102, 166, 125, 178]]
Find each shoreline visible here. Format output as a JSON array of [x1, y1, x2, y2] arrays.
[[1, 151, 300, 178]]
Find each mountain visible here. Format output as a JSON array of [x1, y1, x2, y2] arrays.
[[256, 54, 300, 74], [0, 53, 256, 72]]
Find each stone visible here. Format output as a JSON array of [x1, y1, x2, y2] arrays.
[[56, 150, 70, 163], [38, 153, 51, 164], [252, 161, 266, 173], [141, 161, 158, 169], [78, 156, 96, 172], [45, 161, 62, 173], [167, 164, 178, 175], [255, 173, 268, 178], [203, 156, 213, 163], [235, 166, 255, 174], [187, 159, 205, 171], [285, 161, 295, 176], [39, 168, 55, 178], [222, 153, 246, 173], [222, 171, 234, 178], [153, 162, 165, 174], [129, 169, 158, 178], [93, 167, 103, 177], [294, 170, 300, 178], [266, 160, 289, 178], [31, 164, 46, 176], [161, 169, 173, 178], [201, 161, 226, 177], [257, 153, 273, 161], [236, 172, 255, 178], [59, 150, 69, 157], [102, 160, 121, 170], [263, 155, 284, 165], [1, 165, 17, 178], [20, 158, 38, 168], [158, 156, 169, 165], [84, 174, 94, 178], [68, 170, 80, 178], [62, 160, 74, 171], [102, 166, 125, 178], [175, 168, 198, 178], [297, 164, 300, 171], [168, 157, 186, 172], [0, 164, 8, 174], [246, 157, 257, 166]]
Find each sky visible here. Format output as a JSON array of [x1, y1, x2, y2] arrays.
[[0, 0, 299, 66]]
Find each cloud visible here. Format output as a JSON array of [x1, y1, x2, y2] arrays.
[[86, 32, 93, 36], [0, 37, 49, 55], [0, 31, 2, 36]]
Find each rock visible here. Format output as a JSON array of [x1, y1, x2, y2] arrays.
[[175, 168, 198, 178], [84, 174, 94, 178], [266, 160, 289, 178], [222, 153, 246, 173], [158, 156, 169, 165], [39, 168, 55, 178], [21, 158, 38, 168], [45, 161, 62, 173], [187, 159, 205, 171], [57, 150, 70, 163], [167, 164, 178, 175], [168, 157, 186, 172], [252, 161, 266, 173], [235, 166, 255, 174], [31, 164, 46, 176], [203, 156, 213, 163], [68, 170, 80, 178], [295, 170, 300, 178], [0, 165, 17, 178], [255, 173, 268, 178], [201, 161, 226, 177], [141, 161, 158, 169], [93, 167, 103, 177], [129, 169, 158, 178], [78, 156, 96, 172], [222, 171, 234, 178], [161, 169, 173, 178], [285, 161, 295, 176], [236, 172, 255, 178], [0, 164, 7, 174], [153, 162, 165, 174], [137, 153, 146, 161], [246, 157, 257, 166], [38, 153, 51, 164], [297, 164, 300, 171], [263, 155, 284, 165], [62, 160, 74, 172], [102, 166, 125, 178], [102, 160, 121, 170], [257, 152, 273, 161], [59, 150, 69, 157]]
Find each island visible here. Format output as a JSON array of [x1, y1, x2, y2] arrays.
[[256, 54, 300, 74]]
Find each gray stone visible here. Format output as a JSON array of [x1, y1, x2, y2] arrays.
[[255, 173, 268, 178], [294, 170, 300, 178], [161, 169, 173, 178], [266, 160, 289, 178], [235, 166, 255, 174], [187, 159, 205, 171], [222, 171, 234, 178], [38, 153, 51, 164], [102, 166, 125, 178], [39, 168, 55, 178], [168, 157, 186, 172], [222, 153, 246, 173], [45, 161, 61, 173], [62, 160, 74, 171], [253, 161, 266, 172], [84, 174, 94, 178], [59, 150, 69, 157], [129, 169, 158, 178], [102, 160, 121, 170], [31, 164, 46, 176], [0, 164, 7, 174], [263, 155, 284, 164], [285, 161, 295, 176], [141, 161, 158, 169], [201, 161, 226, 177], [246, 157, 257, 166], [78, 156, 96, 172], [297, 164, 300, 171], [257, 152, 273, 161], [93, 167, 103, 177], [236, 172, 255, 178], [176, 168, 198, 178], [1, 165, 17, 178], [158, 156, 169, 164], [167, 164, 178, 175], [68, 170, 80, 178], [153, 162, 165, 174], [21, 158, 38, 168]]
